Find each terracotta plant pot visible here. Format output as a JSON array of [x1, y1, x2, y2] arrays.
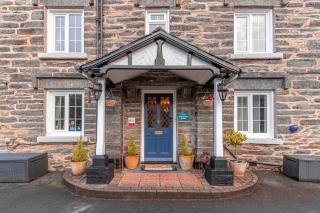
[[124, 155, 139, 170], [71, 161, 87, 176], [229, 160, 248, 177], [179, 155, 194, 170]]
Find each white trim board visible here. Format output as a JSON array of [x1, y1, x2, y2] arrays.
[[141, 90, 177, 163]]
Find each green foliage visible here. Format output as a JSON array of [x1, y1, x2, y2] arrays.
[[224, 129, 247, 157], [127, 134, 138, 156], [180, 134, 192, 156], [71, 137, 88, 162]]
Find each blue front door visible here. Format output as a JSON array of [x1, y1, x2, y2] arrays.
[[144, 93, 173, 161]]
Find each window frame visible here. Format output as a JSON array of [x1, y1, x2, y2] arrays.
[[234, 91, 274, 139], [234, 9, 273, 54], [46, 90, 85, 137], [145, 10, 170, 35], [47, 9, 84, 54]]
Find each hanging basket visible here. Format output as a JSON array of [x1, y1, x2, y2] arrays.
[[105, 88, 117, 108], [106, 99, 117, 107], [202, 99, 213, 107], [201, 94, 213, 107]]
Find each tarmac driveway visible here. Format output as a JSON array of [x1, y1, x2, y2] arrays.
[[0, 171, 319, 213]]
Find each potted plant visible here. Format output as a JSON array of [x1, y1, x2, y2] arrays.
[[71, 137, 88, 176], [124, 134, 139, 169], [224, 130, 248, 176], [179, 134, 194, 170]]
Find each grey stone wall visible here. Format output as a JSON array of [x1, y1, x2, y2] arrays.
[[0, 0, 319, 169]]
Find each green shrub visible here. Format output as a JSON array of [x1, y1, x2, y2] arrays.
[[127, 134, 138, 156], [224, 130, 247, 157], [180, 134, 192, 156], [71, 137, 88, 162]]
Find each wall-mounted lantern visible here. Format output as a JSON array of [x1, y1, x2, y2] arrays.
[[217, 83, 229, 102], [93, 83, 102, 101]]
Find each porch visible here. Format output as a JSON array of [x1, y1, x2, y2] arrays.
[[77, 28, 242, 186]]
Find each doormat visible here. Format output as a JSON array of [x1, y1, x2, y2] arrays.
[[141, 164, 177, 172]]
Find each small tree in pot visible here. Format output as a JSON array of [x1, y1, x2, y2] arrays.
[[71, 137, 88, 176], [179, 134, 194, 170], [224, 130, 248, 176], [124, 134, 139, 170]]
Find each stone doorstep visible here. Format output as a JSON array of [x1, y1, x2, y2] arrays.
[[63, 170, 258, 200]]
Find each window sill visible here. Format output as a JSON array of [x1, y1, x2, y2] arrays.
[[230, 53, 283, 60], [37, 136, 88, 143], [38, 53, 88, 60], [244, 138, 283, 145]]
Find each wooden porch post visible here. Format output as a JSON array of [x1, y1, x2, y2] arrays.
[[86, 79, 114, 184], [204, 78, 234, 186], [213, 79, 224, 157], [96, 79, 106, 156]]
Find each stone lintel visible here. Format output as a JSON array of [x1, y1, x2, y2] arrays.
[[43, 0, 91, 7], [231, 79, 286, 90], [32, 72, 89, 89], [229, 72, 288, 90], [225, 0, 288, 7], [135, 0, 180, 7]]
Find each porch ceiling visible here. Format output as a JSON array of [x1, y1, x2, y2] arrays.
[[105, 67, 215, 85], [78, 28, 241, 85]]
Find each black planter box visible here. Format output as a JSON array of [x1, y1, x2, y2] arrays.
[[0, 153, 48, 182], [283, 155, 320, 182]]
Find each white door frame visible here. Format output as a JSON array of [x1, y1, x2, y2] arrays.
[[141, 89, 177, 162]]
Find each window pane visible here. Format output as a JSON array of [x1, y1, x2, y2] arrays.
[[149, 23, 166, 33], [69, 94, 82, 132], [54, 96, 65, 130], [160, 96, 170, 128], [150, 14, 165, 21], [237, 96, 248, 131], [252, 15, 267, 52], [55, 16, 65, 52], [253, 95, 268, 133], [236, 16, 248, 52], [69, 14, 82, 53], [147, 96, 157, 128]]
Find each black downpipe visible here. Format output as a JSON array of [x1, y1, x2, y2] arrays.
[[96, 0, 103, 58]]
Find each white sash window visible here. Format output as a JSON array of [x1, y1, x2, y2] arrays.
[[146, 10, 170, 34], [234, 10, 273, 54], [47, 10, 84, 53], [46, 91, 84, 136], [234, 91, 274, 139]]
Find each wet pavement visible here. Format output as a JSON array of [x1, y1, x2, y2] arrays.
[[0, 171, 319, 213]]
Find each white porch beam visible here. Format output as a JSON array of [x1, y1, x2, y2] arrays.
[[96, 79, 106, 155], [214, 79, 224, 157]]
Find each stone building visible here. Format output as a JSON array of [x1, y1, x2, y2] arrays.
[[0, 0, 319, 173]]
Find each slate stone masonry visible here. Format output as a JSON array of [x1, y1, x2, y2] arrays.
[[0, 0, 319, 170]]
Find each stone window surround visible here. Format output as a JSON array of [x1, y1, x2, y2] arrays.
[[44, 90, 85, 140], [145, 9, 170, 35], [234, 91, 277, 144]]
